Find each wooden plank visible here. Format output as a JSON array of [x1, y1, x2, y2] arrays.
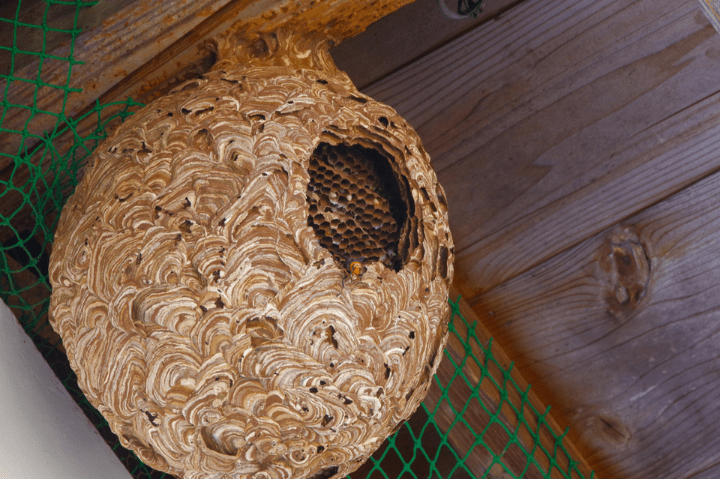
[[470, 167, 720, 478], [0, 0, 417, 243], [0, 0, 593, 476], [330, 0, 522, 89], [420, 285, 593, 478], [0, 0, 135, 77], [0, 0, 237, 161], [1, 251, 61, 350], [697, 0, 720, 32], [361, 0, 720, 296], [88, 0, 419, 109], [0, 0, 417, 159]]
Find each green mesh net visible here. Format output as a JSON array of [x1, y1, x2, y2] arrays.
[[0, 1, 592, 478]]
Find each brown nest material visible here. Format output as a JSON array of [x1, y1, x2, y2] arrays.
[[49, 32, 454, 478]]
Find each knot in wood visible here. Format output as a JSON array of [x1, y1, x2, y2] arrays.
[[597, 226, 651, 319]]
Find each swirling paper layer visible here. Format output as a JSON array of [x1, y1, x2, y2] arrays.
[[50, 35, 454, 479]]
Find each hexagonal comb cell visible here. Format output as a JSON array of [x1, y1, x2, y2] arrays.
[[307, 142, 409, 273]]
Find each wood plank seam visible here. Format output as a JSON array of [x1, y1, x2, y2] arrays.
[[423, 1, 698, 173], [468, 164, 720, 477], [422, 286, 593, 477], [358, 0, 720, 296]]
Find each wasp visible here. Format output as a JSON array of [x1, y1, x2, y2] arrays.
[[339, 258, 365, 292], [349, 261, 364, 276]]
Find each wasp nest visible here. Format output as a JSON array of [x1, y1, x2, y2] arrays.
[[49, 32, 453, 478]]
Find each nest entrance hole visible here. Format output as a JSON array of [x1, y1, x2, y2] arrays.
[[306, 142, 409, 273]]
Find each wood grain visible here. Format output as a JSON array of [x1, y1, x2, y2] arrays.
[[0, 0, 417, 242], [0, 0, 237, 162], [1, 252, 60, 350], [697, 0, 720, 32], [0, 0, 132, 77], [421, 285, 593, 478], [470, 166, 720, 478], [88, 0, 419, 109], [330, 0, 522, 90], [362, 0, 720, 295], [0, 0, 418, 161]]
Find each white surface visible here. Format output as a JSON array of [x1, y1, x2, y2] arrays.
[[0, 298, 131, 479]]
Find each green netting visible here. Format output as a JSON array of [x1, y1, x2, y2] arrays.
[[352, 298, 589, 478], [0, 1, 592, 478]]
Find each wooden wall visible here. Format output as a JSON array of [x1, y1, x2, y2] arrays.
[[4, 0, 720, 476], [354, 0, 720, 476]]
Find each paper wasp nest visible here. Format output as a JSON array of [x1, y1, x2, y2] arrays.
[[49, 32, 453, 478]]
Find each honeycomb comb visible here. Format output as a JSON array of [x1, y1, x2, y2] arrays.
[[307, 142, 408, 273]]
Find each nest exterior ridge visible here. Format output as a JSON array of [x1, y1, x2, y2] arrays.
[[49, 34, 453, 478]]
